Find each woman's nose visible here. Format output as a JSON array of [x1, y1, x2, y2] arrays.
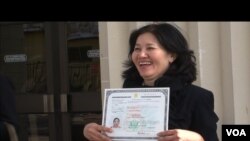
[[138, 50, 147, 57]]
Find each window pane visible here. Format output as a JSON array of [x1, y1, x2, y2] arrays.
[[67, 22, 100, 93]]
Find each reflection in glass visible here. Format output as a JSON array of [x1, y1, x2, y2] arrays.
[[71, 113, 102, 141], [67, 22, 100, 93], [0, 23, 47, 94], [19, 114, 49, 141], [23, 23, 47, 93]]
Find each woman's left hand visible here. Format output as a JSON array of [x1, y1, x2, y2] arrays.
[[157, 129, 204, 141]]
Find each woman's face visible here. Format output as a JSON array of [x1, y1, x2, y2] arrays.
[[132, 33, 174, 82], [113, 118, 120, 127]]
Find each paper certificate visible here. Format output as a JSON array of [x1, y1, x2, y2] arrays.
[[102, 88, 170, 140]]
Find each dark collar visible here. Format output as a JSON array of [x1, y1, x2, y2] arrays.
[[123, 75, 186, 93]]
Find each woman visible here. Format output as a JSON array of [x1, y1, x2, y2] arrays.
[[111, 118, 120, 128], [83, 23, 219, 141]]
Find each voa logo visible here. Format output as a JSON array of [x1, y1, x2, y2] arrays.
[[226, 129, 246, 136]]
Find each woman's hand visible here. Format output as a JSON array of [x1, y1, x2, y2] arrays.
[[83, 123, 112, 141], [157, 129, 204, 141]]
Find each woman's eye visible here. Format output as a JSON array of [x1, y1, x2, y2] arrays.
[[147, 47, 155, 50], [134, 47, 140, 51]]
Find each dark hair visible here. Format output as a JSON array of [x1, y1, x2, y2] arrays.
[[113, 117, 120, 122], [122, 23, 196, 84]]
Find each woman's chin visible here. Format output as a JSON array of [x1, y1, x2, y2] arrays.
[[141, 74, 154, 80]]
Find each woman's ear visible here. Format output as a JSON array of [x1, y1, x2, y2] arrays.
[[169, 53, 177, 63]]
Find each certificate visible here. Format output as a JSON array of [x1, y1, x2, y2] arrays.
[[102, 88, 170, 140]]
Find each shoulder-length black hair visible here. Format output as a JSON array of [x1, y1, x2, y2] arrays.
[[122, 23, 197, 84]]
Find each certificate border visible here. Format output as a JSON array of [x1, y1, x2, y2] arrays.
[[102, 88, 170, 140]]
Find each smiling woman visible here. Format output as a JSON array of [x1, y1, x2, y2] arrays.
[[132, 32, 174, 86], [83, 23, 219, 141], [122, 23, 219, 141]]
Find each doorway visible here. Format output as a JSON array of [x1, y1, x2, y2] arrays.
[[0, 22, 102, 141]]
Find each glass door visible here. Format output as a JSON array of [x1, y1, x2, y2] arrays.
[[66, 22, 102, 141], [0, 22, 102, 141]]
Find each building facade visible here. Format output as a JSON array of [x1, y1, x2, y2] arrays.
[[1, 22, 249, 141]]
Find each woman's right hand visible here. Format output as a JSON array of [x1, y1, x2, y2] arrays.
[[83, 123, 112, 141], [157, 129, 204, 141]]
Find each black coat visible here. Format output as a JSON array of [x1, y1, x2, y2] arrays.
[[0, 74, 18, 140], [123, 75, 219, 141]]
